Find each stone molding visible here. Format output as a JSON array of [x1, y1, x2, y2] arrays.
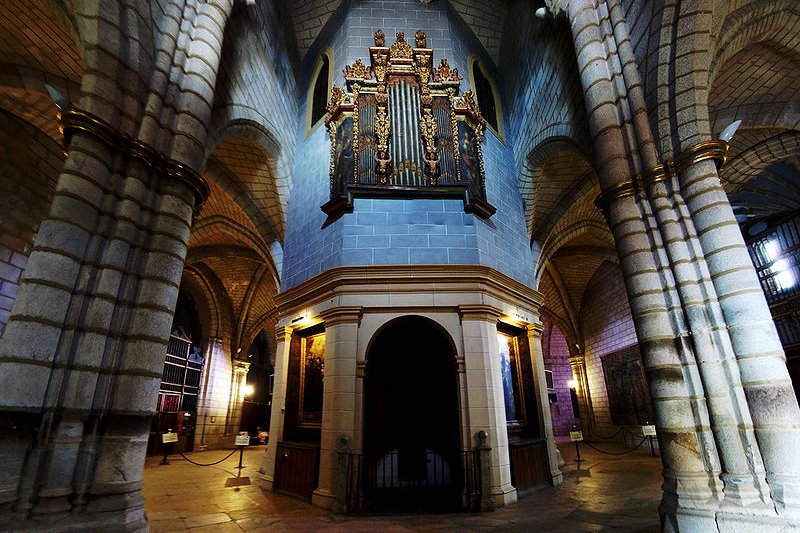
[[458, 303, 503, 321], [320, 306, 364, 326], [58, 107, 210, 208], [595, 139, 731, 215], [275, 265, 543, 319]]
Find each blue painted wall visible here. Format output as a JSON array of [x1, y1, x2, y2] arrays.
[[281, 0, 535, 290]]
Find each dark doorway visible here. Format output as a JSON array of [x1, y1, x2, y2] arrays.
[[363, 316, 462, 512]]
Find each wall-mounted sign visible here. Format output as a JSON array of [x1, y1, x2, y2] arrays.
[[642, 425, 657, 436], [569, 430, 584, 442], [162, 431, 178, 444]]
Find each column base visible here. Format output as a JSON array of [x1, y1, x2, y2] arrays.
[[1, 492, 147, 532], [661, 503, 800, 532], [311, 488, 336, 510], [491, 484, 517, 508], [259, 474, 275, 492]]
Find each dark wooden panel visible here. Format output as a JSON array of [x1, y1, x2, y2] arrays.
[[509, 440, 549, 492], [274, 441, 320, 501]]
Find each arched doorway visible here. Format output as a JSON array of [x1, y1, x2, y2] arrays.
[[363, 316, 463, 512]]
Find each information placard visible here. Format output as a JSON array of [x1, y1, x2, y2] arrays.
[[235, 435, 250, 446], [569, 430, 584, 442], [162, 432, 178, 444], [642, 425, 657, 436]]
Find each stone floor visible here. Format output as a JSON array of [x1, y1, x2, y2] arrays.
[[142, 440, 663, 532]]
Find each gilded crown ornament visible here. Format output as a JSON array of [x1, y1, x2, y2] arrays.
[[390, 32, 413, 59], [343, 59, 372, 80]]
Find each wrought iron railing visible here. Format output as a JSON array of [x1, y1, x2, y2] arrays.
[[345, 448, 481, 513]]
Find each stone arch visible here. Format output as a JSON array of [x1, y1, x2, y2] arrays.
[[535, 219, 611, 285], [722, 131, 800, 191], [365, 314, 459, 363], [652, 0, 800, 156], [362, 314, 464, 511], [523, 136, 595, 242], [182, 262, 236, 348]]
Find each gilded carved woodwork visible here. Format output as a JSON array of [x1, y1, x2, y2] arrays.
[[343, 58, 372, 81], [321, 28, 496, 220], [390, 32, 413, 59]]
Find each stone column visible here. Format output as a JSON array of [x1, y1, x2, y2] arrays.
[[312, 307, 362, 510], [226, 360, 250, 438], [678, 157, 800, 517], [527, 323, 563, 487], [261, 326, 292, 491], [0, 127, 205, 530], [567, 353, 591, 426], [459, 304, 516, 507], [195, 338, 234, 449], [565, 1, 724, 527]]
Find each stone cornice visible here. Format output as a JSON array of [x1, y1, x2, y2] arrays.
[[275, 265, 543, 317], [458, 304, 503, 321], [526, 322, 544, 337], [320, 306, 364, 326]]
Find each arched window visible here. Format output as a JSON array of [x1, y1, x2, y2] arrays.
[[468, 55, 504, 141], [306, 49, 333, 136]]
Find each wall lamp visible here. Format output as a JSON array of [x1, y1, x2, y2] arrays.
[[567, 379, 579, 390]]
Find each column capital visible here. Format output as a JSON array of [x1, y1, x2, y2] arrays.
[[525, 322, 544, 337], [458, 304, 502, 321], [568, 354, 585, 368], [320, 306, 363, 326], [233, 360, 250, 374], [275, 325, 294, 340]]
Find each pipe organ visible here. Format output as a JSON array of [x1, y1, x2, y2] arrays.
[[322, 30, 496, 220]]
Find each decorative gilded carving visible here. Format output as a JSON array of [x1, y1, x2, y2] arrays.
[[457, 90, 482, 121], [328, 122, 337, 193], [420, 108, 439, 183], [374, 105, 392, 182], [326, 86, 351, 117], [343, 58, 372, 80], [352, 84, 361, 184], [322, 27, 495, 220], [436, 58, 461, 82], [390, 32, 413, 59], [415, 53, 432, 90], [415, 30, 427, 48]]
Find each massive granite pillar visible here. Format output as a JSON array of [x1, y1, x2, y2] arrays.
[[0, 1, 234, 529], [677, 158, 800, 517], [561, 0, 800, 528], [0, 127, 205, 531]]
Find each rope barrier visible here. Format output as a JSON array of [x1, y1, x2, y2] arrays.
[[175, 447, 239, 466], [587, 425, 623, 441], [581, 436, 650, 456]]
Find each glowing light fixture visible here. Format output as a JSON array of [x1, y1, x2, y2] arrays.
[[764, 239, 796, 290], [567, 379, 578, 390], [244, 384, 255, 396]]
